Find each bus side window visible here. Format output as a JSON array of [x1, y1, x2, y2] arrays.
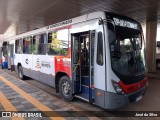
[[47, 29, 68, 55], [97, 32, 103, 65], [2, 46, 7, 57], [23, 36, 32, 54], [41, 33, 47, 54], [32, 36, 38, 54], [15, 40, 19, 53], [32, 33, 47, 55], [15, 39, 22, 54], [38, 33, 47, 55], [47, 32, 56, 55]]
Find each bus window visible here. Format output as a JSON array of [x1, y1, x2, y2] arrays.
[[33, 33, 47, 55], [47, 29, 68, 55], [2, 46, 7, 57], [15, 39, 22, 54], [15, 40, 19, 53], [23, 36, 32, 54], [97, 32, 103, 65]]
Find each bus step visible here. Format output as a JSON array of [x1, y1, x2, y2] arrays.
[[75, 93, 89, 102], [81, 85, 94, 97]]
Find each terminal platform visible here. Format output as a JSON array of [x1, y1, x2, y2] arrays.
[[0, 69, 101, 120], [0, 69, 160, 120]]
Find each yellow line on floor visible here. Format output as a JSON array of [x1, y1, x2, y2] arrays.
[[0, 75, 65, 120], [0, 92, 24, 120], [1, 70, 101, 120]]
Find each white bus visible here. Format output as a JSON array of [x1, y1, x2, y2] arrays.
[[5, 11, 147, 109], [0, 41, 11, 69]]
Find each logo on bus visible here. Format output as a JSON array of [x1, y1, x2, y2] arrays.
[[35, 58, 41, 69], [25, 59, 29, 64], [41, 61, 51, 68]]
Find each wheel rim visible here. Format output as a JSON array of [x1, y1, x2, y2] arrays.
[[61, 81, 71, 96]]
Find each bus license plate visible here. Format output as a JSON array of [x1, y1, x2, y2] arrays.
[[136, 95, 142, 102]]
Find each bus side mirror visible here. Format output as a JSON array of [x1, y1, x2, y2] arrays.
[[98, 19, 103, 25]]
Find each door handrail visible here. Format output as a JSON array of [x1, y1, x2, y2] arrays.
[[73, 58, 81, 73]]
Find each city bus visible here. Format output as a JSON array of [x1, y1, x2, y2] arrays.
[[0, 41, 12, 69], [5, 11, 147, 109]]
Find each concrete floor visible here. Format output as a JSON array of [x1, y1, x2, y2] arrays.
[[1, 69, 160, 120]]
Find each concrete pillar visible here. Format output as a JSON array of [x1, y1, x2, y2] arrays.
[[146, 20, 157, 72]]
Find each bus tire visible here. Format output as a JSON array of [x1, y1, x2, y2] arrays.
[[59, 76, 73, 101], [18, 66, 25, 80]]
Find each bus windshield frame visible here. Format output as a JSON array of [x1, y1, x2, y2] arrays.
[[106, 16, 147, 85]]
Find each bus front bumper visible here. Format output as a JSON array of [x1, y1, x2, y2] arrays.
[[103, 86, 147, 110]]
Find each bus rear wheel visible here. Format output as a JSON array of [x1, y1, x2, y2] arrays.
[[18, 66, 25, 80], [59, 76, 73, 101]]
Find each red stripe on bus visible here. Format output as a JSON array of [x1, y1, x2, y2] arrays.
[[54, 55, 71, 79], [118, 77, 148, 94]]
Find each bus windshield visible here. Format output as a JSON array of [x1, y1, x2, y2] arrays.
[[108, 24, 146, 81]]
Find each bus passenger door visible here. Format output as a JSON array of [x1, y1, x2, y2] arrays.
[[71, 34, 81, 94], [72, 31, 95, 102]]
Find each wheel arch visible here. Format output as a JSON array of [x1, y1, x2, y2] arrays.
[[55, 72, 71, 93], [16, 63, 22, 72]]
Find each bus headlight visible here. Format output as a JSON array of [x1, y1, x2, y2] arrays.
[[112, 81, 125, 95]]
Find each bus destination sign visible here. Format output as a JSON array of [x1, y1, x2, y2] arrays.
[[113, 17, 138, 29]]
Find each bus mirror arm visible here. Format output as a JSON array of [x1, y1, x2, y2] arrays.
[[98, 19, 104, 25]]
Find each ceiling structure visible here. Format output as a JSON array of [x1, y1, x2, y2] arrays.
[[0, 0, 160, 40]]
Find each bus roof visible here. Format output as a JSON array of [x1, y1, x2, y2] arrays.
[[6, 11, 141, 41], [6, 11, 106, 41]]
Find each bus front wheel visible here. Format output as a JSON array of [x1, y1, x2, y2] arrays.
[[59, 76, 73, 101]]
